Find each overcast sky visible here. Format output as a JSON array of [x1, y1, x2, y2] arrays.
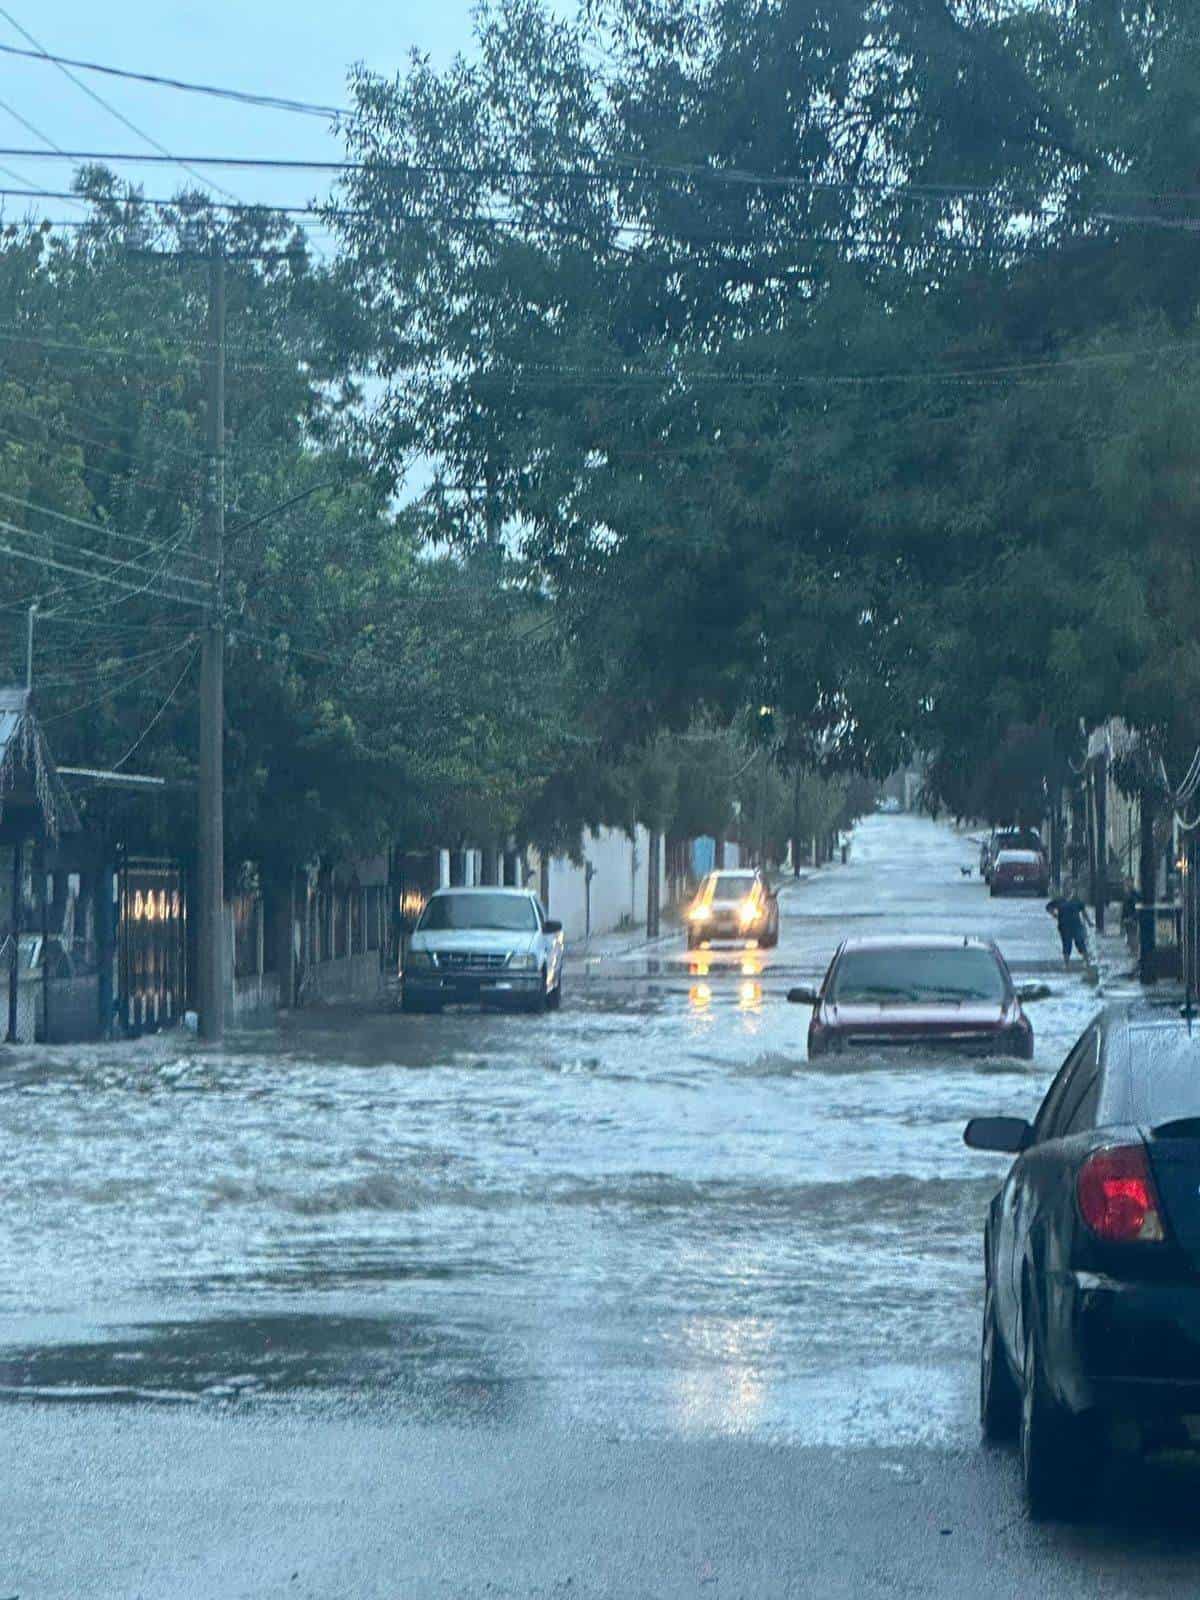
[[0, 0, 492, 243]]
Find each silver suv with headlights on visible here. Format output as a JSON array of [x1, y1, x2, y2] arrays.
[[402, 887, 565, 1014]]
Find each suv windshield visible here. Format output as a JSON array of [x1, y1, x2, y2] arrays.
[[418, 893, 538, 933], [707, 874, 754, 903], [831, 947, 1007, 1004]]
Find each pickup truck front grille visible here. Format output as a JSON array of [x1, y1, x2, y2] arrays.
[[437, 951, 509, 971]]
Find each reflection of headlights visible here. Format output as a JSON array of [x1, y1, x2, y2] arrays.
[[407, 949, 435, 971], [738, 900, 759, 928], [507, 952, 539, 970], [689, 907, 709, 922]]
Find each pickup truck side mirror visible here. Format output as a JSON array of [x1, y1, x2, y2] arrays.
[[787, 986, 819, 1005], [963, 1116, 1033, 1154], [543, 919, 563, 935]]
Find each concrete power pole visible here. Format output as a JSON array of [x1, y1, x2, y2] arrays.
[[198, 251, 226, 1042]]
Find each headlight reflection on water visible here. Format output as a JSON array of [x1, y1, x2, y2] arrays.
[[672, 1315, 774, 1434]]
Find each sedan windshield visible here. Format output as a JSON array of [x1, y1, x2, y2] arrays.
[[831, 947, 1007, 1004], [417, 893, 538, 933]]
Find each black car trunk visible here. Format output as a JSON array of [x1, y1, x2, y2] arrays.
[[1145, 1121, 1200, 1270]]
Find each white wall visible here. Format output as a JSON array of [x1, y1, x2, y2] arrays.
[[544, 826, 668, 943]]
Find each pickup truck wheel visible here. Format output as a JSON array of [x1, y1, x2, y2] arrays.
[[528, 972, 549, 1015]]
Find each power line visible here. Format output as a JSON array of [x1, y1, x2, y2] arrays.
[[0, 416, 201, 500], [109, 643, 199, 769], [0, 43, 350, 121], [0, 522, 209, 610], [39, 633, 196, 722], [0, 488, 213, 585], [0, 94, 88, 214], [0, 370, 202, 462], [0, 6, 242, 205], [0, 144, 1189, 219]]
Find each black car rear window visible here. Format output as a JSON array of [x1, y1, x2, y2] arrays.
[[1129, 1027, 1200, 1126], [830, 946, 1007, 1004]]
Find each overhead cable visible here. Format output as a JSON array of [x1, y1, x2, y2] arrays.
[[0, 7, 241, 204], [0, 43, 350, 121], [0, 521, 209, 610], [0, 487, 213, 585]]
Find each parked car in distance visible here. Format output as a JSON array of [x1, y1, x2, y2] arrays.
[[788, 935, 1035, 1059], [686, 868, 779, 950], [982, 827, 1046, 883], [965, 1002, 1200, 1518], [879, 795, 902, 813], [403, 887, 564, 1014], [989, 848, 1050, 898]]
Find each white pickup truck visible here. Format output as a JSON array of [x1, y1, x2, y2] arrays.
[[402, 887, 565, 1014]]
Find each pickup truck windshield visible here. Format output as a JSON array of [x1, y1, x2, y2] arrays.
[[418, 893, 538, 932]]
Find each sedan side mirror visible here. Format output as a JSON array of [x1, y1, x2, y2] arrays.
[[787, 986, 819, 1005], [543, 919, 563, 935], [963, 1116, 1033, 1154]]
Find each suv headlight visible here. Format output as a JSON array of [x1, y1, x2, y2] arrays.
[[508, 952, 539, 971], [407, 949, 435, 971]]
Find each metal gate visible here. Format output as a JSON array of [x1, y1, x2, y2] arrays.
[[119, 857, 187, 1032]]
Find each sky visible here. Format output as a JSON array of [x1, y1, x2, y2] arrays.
[[0, 0, 493, 245]]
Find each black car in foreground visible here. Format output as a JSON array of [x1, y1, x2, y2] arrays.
[[966, 1002, 1200, 1518]]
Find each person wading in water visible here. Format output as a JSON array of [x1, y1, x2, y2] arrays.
[[1046, 888, 1092, 967]]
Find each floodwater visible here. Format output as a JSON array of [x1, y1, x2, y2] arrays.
[[0, 815, 1128, 1446]]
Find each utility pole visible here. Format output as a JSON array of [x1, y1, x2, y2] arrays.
[[792, 765, 801, 878], [757, 745, 769, 867], [25, 602, 36, 691], [198, 250, 226, 1042]]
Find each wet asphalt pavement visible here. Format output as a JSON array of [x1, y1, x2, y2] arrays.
[[4, 813, 1198, 1597]]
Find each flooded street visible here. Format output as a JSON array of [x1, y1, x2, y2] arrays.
[[0, 815, 1110, 1432], [8, 814, 1196, 1599]]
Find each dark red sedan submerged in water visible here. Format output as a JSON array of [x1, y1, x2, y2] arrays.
[[789, 935, 1034, 1059]]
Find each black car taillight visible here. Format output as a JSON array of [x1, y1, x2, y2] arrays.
[[1077, 1145, 1165, 1244]]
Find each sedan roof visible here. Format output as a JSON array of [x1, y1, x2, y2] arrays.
[[837, 934, 998, 953]]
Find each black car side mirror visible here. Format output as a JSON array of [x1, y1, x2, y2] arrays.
[[543, 919, 563, 935], [963, 1116, 1033, 1154], [787, 986, 819, 1005]]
